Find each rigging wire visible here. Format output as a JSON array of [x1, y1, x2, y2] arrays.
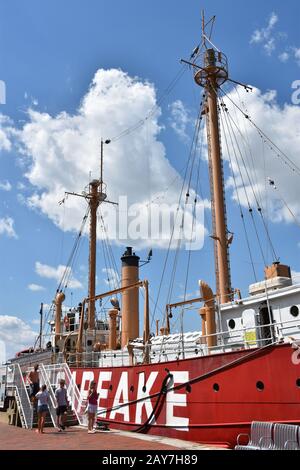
[[40, 207, 90, 342], [59, 207, 90, 292], [268, 178, 300, 230], [219, 97, 268, 267], [153, 101, 205, 359], [233, 86, 264, 204], [219, 93, 278, 263], [99, 211, 121, 288], [164, 101, 205, 314], [110, 64, 188, 143], [151, 98, 206, 331], [219, 99, 257, 281], [219, 87, 300, 178], [181, 121, 205, 305]]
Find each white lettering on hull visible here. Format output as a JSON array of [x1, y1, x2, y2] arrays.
[[109, 371, 130, 422], [80, 371, 95, 400], [74, 368, 190, 430], [135, 371, 158, 424], [166, 371, 189, 431], [97, 371, 112, 418]]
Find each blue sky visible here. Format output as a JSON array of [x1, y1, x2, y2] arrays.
[[1, 0, 300, 356]]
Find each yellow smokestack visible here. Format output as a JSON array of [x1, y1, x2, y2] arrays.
[[108, 308, 118, 350], [54, 291, 65, 339], [199, 281, 216, 349], [121, 247, 140, 348]]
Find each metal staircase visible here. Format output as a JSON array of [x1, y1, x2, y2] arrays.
[[6, 363, 33, 429], [5, 362, 84, 429], [42, 363, 86, 426]]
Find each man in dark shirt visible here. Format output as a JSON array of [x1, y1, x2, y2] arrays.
[[55, 379, 69, 431]]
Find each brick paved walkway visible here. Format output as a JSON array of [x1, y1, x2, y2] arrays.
[[0, 423, 181, 450]]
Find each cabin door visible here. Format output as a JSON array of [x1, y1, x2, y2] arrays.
[[256, 302, 274, 346], [242, 309, 257, 346]]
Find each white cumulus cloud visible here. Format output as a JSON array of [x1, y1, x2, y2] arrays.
[[0, 180, 12, 191], [250, 13, 300, 66], [294, 48, 300, 66], [169, 99, 192, 143], [221, 86, 300, 225], [35, 261, 83, 289], [250, 12, 279, 55], [28, 283, 46, 292], [102, 267, 120, 288], [0, 217, 17, 238], [7, 68, 205, 250], [278, 51, 290, 63], [0, 315, 38, 359], [292, 271, 300, 284]]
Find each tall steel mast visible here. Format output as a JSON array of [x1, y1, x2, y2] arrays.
[[66, 139, 117, 329], [182, 12, 233, 304]]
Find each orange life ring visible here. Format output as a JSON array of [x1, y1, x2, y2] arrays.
[[64, 315, 70, 329]]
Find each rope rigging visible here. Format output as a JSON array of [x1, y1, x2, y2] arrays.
[[57, 206, 90, 293], [218, 90, 278, 264], [268, 178, 300, 230], [39, 207, 90, 343], [110, 64, 188, 143], [219, 86, 300, 178], [218, 100, 257, 282], [151, 97, 206, 336], [219, 96, 268, 267], [220, 98, 278, 261]]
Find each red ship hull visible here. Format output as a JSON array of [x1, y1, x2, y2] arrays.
[[71, 343, 300, 448]]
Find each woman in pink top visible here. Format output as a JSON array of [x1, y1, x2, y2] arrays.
[[87, 381, 99, 433]]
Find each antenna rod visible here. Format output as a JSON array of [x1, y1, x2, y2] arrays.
[[39, 302, 43, 349], [201, 10, 206, 48], [100, 139, 104, 193]]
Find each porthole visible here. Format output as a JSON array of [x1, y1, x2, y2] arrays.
[[290, 305, 299, 318], [103, 354, 106, 359], [213, 383, 220, 392], [142, 385, 147, 393], [256, 381, 264, 391], [296, 378, 300, 388], [228, 319, 236, 330], [130, 385, 134, 392], [195, 349, 199, 355], [113, 354, 116, 358]]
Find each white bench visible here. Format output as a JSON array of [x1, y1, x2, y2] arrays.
[[265, 423, 300, 450], [235, 421, 274, 450], [236, 422, 300, 450]]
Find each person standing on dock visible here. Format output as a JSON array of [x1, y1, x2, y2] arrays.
[[27, 364, 40, 402], [55, 379, 69, 431], [87, 381, 99, 434], [35, 384, 49, 434]]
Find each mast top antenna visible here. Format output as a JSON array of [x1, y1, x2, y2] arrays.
[[201, 11, 217, 51]]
